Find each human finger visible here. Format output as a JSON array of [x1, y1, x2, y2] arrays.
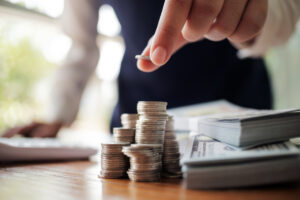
[[182, 0, 224, 42], [2, 122, 40, 138], [2, 127, 23, 138], [228, 0, 268, 44], [205, 0, 248, 41], [138, 35, 188, 72], [150, 0, 193, 66], [29, 123, 61, 138]]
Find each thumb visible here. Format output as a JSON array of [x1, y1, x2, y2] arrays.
[[137, 34, 188, 72]]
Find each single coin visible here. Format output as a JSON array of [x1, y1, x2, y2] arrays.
[[135, 55, 151, 60]]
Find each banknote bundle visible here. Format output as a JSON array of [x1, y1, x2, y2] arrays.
[[182, 135, 300, 189], [99, 142, 130, 179], [195, 109, 300, 147]]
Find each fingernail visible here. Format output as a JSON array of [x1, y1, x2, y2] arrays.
[[151, 46, 167, 65], [205, 29, 224, 41]]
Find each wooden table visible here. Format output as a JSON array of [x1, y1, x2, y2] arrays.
[[0, 161, 299, 200]]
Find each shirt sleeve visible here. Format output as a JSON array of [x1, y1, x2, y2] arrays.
[[47, 0, 101, 126], [238, 0, 300, 58]]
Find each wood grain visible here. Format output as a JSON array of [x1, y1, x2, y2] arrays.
[[0, 161, 299, 200]]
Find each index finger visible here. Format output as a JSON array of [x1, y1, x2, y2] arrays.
[[138, 34, 188, 72], [150, 0, 193, 66], [2, 127, 23, 138], [1, 122, 40, 138]]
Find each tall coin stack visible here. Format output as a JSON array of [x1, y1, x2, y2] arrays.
[[122, 144, 163, 182], [113, 127, 135, 143], [162, 116, 182, 178], [135, 101, 168, 144], [99, 142, 130, 179], [121, 113, 139, 128]]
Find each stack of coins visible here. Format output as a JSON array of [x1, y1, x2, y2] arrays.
[[162, 116, 182, 178], [113, 127, 135, 143], [98, 101, 183, 182], [121, 113, 139, 128], [122, 144, 163, 182], [135, 101, 168, 144], [99, 142, 130, 179]]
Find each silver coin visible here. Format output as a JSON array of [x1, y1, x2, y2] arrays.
[[135, 55, 151, 60]]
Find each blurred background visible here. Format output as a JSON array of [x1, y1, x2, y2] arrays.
[[0, 0, 299, 134]]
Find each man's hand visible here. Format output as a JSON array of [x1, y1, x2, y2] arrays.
[[2, 122, 62, 138], [137, 0, 268, 72]]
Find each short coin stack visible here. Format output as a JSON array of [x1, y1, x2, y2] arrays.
[[121, 114, 139, 129], [122, 144, 163, 182], [135, 101, 168, 144], [113, 127, 135, 143], [99, 142, 130, 179], [163, 116, 182, 178]]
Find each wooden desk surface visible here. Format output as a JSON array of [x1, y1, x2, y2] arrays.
[[0, 161, 299, 200]]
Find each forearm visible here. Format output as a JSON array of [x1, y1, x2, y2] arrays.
[[48, 42, 99, 126], [238, 0, 300, 58], [46, 0, 101, 126]]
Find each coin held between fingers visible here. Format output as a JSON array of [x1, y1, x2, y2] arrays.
[[135, 55, 151, 61]]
